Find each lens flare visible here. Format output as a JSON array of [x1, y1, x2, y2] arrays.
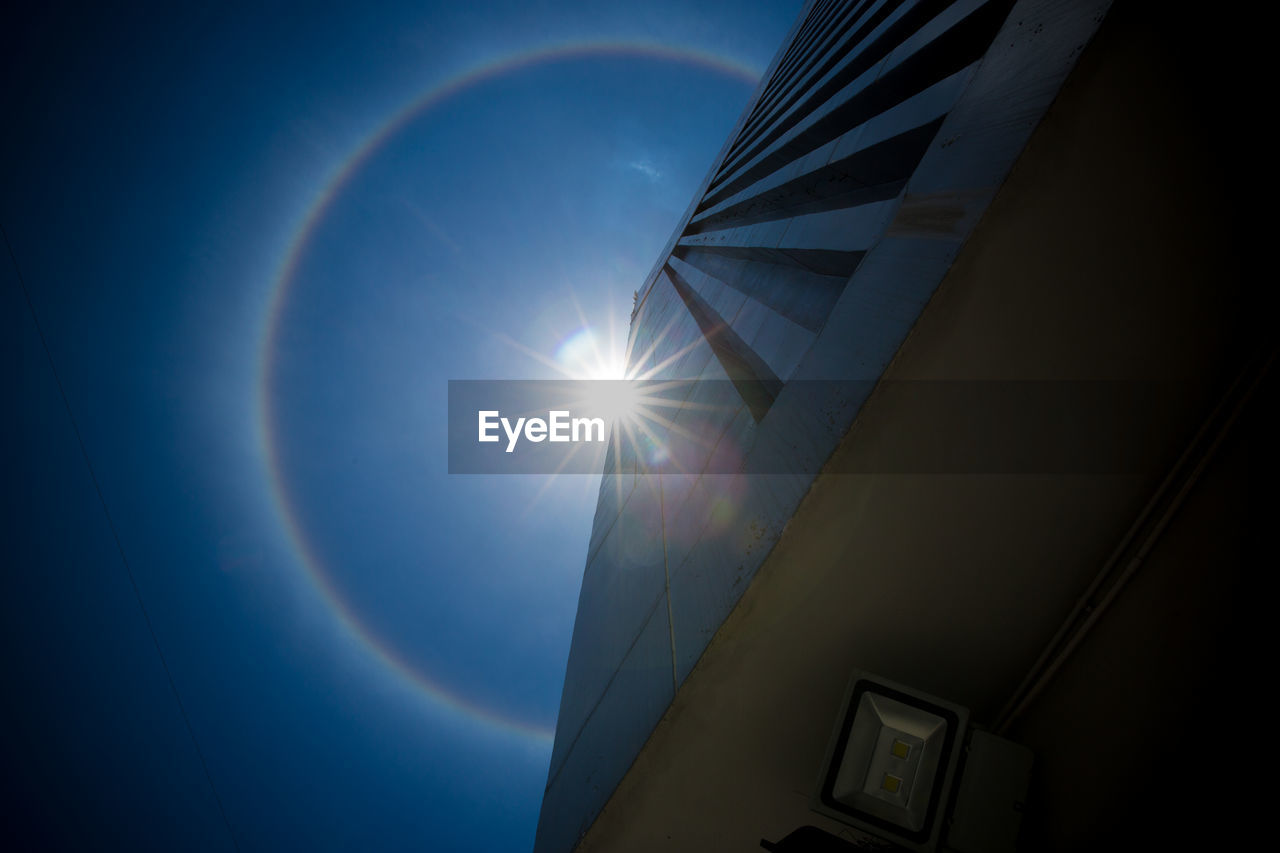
[[554, 327, 629, 381]]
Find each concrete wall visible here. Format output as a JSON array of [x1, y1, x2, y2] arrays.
[[558, 1, 1274, 849], [536, 1, 1130, 849]]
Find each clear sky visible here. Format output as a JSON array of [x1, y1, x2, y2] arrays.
[[2, 1, 802, 850]]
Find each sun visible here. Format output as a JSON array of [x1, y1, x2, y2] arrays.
[[485, 289, 737, 483]]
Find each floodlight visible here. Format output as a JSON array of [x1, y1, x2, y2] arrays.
[[810, 671, 1034, 852], [812, 672, 968, 851]]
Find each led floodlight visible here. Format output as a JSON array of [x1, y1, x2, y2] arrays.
[[813, 671, 969, 851]]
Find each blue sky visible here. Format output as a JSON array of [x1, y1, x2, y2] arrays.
[[3, 1, 802, 850]]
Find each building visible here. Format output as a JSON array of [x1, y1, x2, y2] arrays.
[[536, 1, 1272, 850]]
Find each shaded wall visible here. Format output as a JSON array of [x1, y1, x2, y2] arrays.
[[559, 0, 1274, 849]]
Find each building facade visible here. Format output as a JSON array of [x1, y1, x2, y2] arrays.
[[538, 0, 1271, 849]]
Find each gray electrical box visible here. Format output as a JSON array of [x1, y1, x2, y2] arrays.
[[945, 730, 1034, 853]]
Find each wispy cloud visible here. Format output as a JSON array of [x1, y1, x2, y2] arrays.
[[627, 159, 661, 182]]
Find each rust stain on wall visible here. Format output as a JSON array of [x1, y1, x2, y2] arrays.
[[888, 189, 992, 238]]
